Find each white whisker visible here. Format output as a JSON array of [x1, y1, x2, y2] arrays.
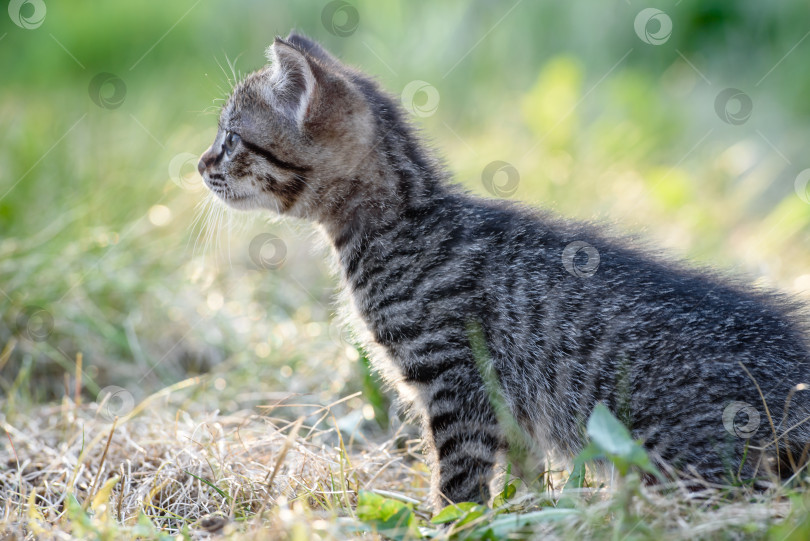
[[189, 193, 215, 259], [204, 196, 221, 264], [214, 200, 224, 271], [224, 51, 244, 88], [226, 208, 233, 269], [214, 55, 234, 90]]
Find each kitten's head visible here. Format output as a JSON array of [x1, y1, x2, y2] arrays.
[[198, 33, 376, 217]]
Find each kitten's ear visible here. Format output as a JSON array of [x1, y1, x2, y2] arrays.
[[264, 37, 317, 127], [285, 31, 340, 67]]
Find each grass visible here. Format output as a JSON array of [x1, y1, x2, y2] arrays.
[[2, 368, 808, 540], [3, 1, 810, 538], [2, 372, 421, 539]]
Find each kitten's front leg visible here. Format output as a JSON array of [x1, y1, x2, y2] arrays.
[[416, 364, 504, 509]]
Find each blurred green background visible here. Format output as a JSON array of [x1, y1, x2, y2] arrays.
[[2, 0, 810, 424]]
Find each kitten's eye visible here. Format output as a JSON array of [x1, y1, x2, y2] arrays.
[[223, 131, 241, 155]]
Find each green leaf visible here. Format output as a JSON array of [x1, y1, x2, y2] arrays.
[[567, 460, 587, 491], [492, 479, 518, 509], [586, 403, 635, 458], [431, 502, 485, 524], [471, 509, 580, 538], [585, 403, 660, 478], [64, 493, 98, 536], [132, 512, 162, 538], [767, 494, 810, 541], [567, 441, 602, 490], [356, 490, 419, 541], [184, 470, 231, 502]]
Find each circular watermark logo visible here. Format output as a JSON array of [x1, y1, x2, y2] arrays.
[[97, 386, 135, 421], [321, 1, 359, 37], [481, 161, 520, 198], [15, 305, 53, 342], [169, 152, 203, 191], [401, 80, 440, 118], [714, 88, 753, 126], [562, 241, 600, 278], [722, 401, 760, 439], [8, 0, 46, 29], [794, 169, 810, 204], [249, 233, 287, 270], [88, 73, 127, 110], [634, 8, 672, 45]]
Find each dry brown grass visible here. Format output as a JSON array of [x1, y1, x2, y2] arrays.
[[1, 378, 808, 540], [0, 378, 427, 540]]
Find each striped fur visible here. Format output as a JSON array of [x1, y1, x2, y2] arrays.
[[199, 32, 810, 508]]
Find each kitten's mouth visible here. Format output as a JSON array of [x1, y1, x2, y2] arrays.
[[208, 188, 254, 209], [212, 190, 250, 202], [203, 178, 250, 203]]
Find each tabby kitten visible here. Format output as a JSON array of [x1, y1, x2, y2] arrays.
[[198, 32, 810, 508]]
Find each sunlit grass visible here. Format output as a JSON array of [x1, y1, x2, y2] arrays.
[[2, 375, 808, 539]]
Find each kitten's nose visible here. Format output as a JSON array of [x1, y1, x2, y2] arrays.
[[198, 148, 215, 175]]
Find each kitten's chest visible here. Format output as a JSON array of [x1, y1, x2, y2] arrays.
[[336, 281, 422, 403]]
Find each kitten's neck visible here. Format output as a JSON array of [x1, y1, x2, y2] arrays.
[[316, 122, 448, 251]]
